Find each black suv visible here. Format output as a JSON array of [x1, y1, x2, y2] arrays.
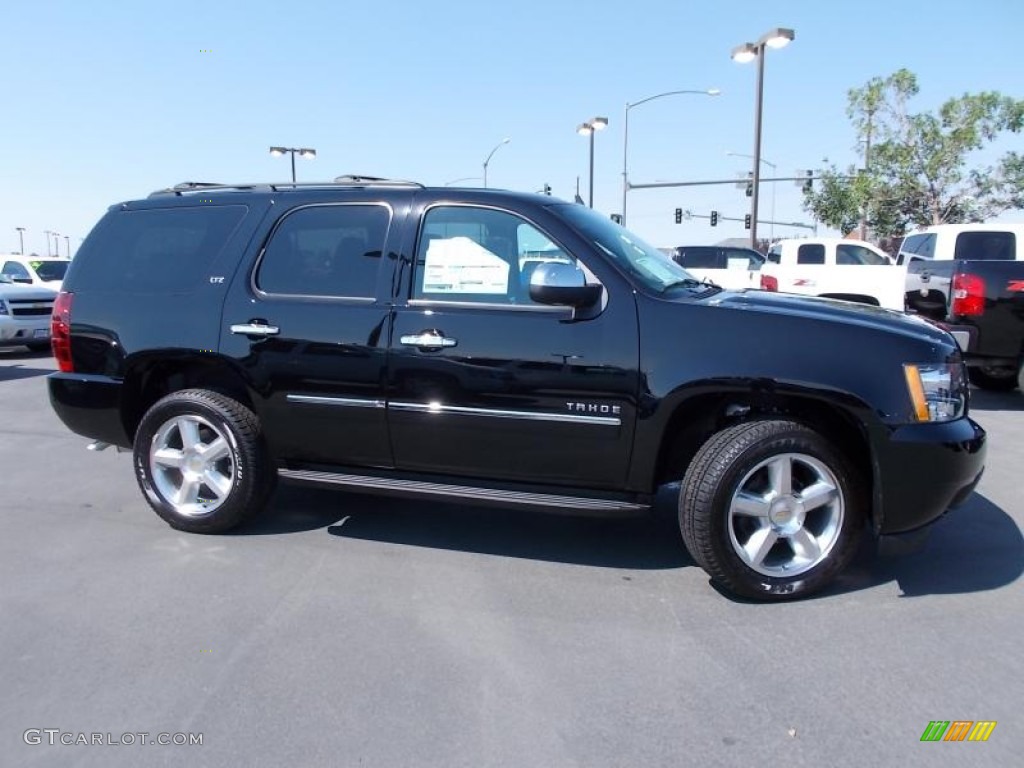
[[48, 179, 986, 600]]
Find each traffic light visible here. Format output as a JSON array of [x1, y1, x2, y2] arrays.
[[803, 170, 813, 193], [745, 172, 753, 198], [674, 208, 683, 224], [543, 183, 552, 196], [744, 214, 752, 230], [710, 210, 718, 227], [610, 213, 622, 224]]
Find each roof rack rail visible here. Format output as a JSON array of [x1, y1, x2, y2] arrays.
[[149, 177, 424, 197], [148, 182, 266, 197], [331, 174, 422, 187]]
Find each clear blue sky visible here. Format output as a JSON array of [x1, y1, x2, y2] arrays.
[[3, 0, 1022, 256]]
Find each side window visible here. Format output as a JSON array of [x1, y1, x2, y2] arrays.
[[724, 248, 761, 269], [2, 261, 31, 280], [916, 234, 936, 260], [897, 234, 921, 265], [256, 204, 389, 298], [954, 231, 1015, 261], [796, 244, 825, 265], [836, 244, 889, 265], [677, 247, 723, 269], [72, 206, 248, 293], [413, 206, 576, 305], [766, 246, 781, 264]]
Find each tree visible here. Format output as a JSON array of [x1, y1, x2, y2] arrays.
[[803, 69, 1024, 238]]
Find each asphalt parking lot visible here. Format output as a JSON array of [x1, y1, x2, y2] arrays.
[[1, 349, 1021, 768]]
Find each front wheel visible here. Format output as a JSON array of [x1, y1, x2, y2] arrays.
[[680, 420, 864, 600], [133, 389, 276, 533]]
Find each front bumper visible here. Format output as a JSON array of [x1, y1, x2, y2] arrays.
[[48, 372, 131, 448], [873, 417, 986, 535], [0, 316, 50, 347]]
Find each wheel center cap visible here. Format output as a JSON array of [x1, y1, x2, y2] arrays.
[[769, 496, 804, 533], [186, 453, 204, 473]]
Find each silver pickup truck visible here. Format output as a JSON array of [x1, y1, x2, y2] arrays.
[[0, 275, 56, 351]]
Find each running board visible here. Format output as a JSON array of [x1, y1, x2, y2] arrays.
[[277, 468, 650, 515]]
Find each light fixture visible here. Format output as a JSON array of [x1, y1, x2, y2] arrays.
[[269, 145, 317, 182], [731, 43, 757, 63], [762, 28, 795, 48]]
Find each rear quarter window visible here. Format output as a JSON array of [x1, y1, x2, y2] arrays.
[[70, 205, 248, 293], [796, 244, 825, 265], [953, 231, 1016, 261]]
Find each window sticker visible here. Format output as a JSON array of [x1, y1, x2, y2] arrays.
[[422, 236, 509, 294]]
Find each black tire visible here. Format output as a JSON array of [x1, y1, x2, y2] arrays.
[[968, 366, 1019, 392], [25, 342, 51, 352], [133, 389, 276, 533], [680, 420, 864, 601]]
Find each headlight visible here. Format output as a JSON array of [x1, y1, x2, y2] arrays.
[[903, 363, 966, 422], [0, 300, 7, 316]]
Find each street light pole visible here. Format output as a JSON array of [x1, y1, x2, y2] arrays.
[[728, 152, 778, 240], [64, 235, 70, 258], [269, 146, 317, 183], [482, 138, 510, 188], [621, 89, 720, 227], [732, 27, 795, 250], [577, 117, 608, 208], [15, 227, 25, 255], [43, 230, 53, 257]]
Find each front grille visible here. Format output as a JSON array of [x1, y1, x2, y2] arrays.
[[10, 306, 54, 317]]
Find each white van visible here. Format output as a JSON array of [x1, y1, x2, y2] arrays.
[[759, 238, 903, 309], [670, 245, 764, 290]]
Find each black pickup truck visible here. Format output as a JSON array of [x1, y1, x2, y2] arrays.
[[48, 180, 986, 600], [901, 224, 1024, 391]]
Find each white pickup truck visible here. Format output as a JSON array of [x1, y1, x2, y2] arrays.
[[758, 237, 904, 310]]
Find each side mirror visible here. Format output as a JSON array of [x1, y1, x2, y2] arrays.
[[529, 262, 601, 308]]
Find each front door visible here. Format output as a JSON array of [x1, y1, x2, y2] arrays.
[[386, 203, 638, 489]]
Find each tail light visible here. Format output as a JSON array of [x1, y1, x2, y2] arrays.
[[51, 291, 74, 372], [951, 273, 985, 316], [760, 274, 778, 291]]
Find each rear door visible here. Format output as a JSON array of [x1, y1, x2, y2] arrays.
[[220, 198, 401, 468], [385, 200, 639, 489]]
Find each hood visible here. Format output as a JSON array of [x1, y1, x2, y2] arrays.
[[706, 289, 954, 348], [0, 281, 59, 301]]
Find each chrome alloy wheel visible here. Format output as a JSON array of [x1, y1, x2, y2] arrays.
[[727, 452, 844, 577], [149, 415, 235, 517]]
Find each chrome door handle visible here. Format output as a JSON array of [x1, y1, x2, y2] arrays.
[[230, 323, 280, 336], [400, 331, 457, 349]]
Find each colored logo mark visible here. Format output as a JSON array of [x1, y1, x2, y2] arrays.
[[1007, 280, 1024, 292], [920, 720, 996, 742]]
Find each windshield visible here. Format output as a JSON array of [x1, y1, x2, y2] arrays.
[[553, 204, 710, 294], [29, 260, 70, 281]]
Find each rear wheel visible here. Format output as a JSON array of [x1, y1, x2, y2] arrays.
[[133, 389, 276, 533], [968, 366, 1018, 392], [680, 419, 864, 600]]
